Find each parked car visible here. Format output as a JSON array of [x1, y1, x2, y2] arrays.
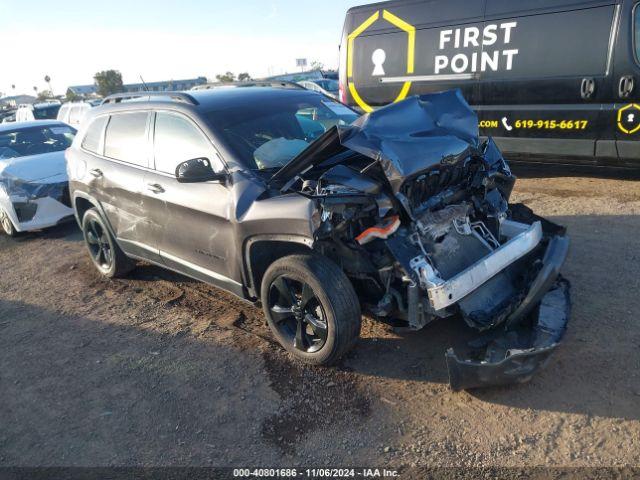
[[57, 101, 99, 127], [0, 120, 76, 236], [0, 109, 16, 124], [15, 101, 62, 123], [340, 0, 640, 168], [298, 79, 340, 99], [66, 88, 570, 390]]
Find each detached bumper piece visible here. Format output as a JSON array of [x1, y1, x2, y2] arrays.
[[446, 235, 571, 391]]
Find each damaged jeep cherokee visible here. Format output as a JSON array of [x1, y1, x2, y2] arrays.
[[67, 88, 570, 390]]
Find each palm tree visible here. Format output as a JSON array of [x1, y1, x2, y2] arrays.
[[44, 75, 52, 94]]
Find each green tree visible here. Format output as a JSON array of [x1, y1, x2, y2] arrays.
[[310, 61, 324, 71], [37, 90, 53, 101], [237, 72, 252, 82], [94, 70, 124, 97], [215, 72, 236, 83], [66, 88, 80, 102]]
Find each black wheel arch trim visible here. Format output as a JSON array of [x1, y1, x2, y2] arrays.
[[72, 192, 119, 245], [243, 234, 315, 299]]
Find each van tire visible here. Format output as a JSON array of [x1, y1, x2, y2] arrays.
[[261, 253, 361, 366], [81, 208, 134, 278]]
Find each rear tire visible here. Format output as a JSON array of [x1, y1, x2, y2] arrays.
[[0, 209, 17, 237], [81, 208, 134, 278], [261, 253, 361, 366]]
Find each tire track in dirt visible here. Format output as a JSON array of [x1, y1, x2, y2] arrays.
[[67, 256, 372, 454]]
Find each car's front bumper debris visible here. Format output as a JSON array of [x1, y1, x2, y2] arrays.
[[446, 276, 570, 391]]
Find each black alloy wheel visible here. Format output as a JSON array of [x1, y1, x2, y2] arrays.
[[81, 208, 134, 278], [85, 216, 113, 271], [261, 254, 361, 366], [268, 275, 328, 353]]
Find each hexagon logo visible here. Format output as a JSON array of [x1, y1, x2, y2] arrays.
[[617, 103, 640, 134], [347, 10, 416, 112]]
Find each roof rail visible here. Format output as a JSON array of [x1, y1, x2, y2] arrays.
[[101, 91, 199, 106], [191, 81, 305, 91]]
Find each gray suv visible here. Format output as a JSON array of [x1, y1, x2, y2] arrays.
[[66, 87, 571, 390]]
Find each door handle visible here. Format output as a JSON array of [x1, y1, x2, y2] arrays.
[[619, 75, 635, 99], [89, 168, 103, 178], [580, 77, 595, 100], [147, 183, 165, 194]]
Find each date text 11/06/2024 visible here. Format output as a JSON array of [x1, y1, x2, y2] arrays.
[[232, 468, 400, 478]]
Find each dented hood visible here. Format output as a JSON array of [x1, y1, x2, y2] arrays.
[[269, 89, 480, 192], [0, 151, 68, 184]]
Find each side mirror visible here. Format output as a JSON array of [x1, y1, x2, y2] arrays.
[[175, 158, 226, 184]]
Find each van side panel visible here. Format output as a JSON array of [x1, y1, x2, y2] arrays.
[[340, 0, 638, 167], [612, 0, 640, 165], [479, 4, 617, 163]]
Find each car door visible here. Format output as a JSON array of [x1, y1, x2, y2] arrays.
[[478, 1, 618, 162], [92, 110, 162, 263], [146, 110, 239, 291]]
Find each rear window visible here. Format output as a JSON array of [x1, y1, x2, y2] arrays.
[[0, 125, 76, 159], [33, 104, 61, 120], [104, 112, 149, 166], [81, 116, 108, 154]]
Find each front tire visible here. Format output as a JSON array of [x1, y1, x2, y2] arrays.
[[261, 253, 361, 366], [82, 208, 134, 278], [0, 209, 17, 237]]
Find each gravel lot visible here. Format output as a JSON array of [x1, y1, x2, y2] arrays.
[[1, 171, 639, 471]]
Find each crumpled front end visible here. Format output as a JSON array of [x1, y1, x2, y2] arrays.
[[0, 173, 73, 233], [270, 89, 571, 390]]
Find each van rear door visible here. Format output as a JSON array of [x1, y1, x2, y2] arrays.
[[478, 0, 618, 163], [611, 0, 640, 166]]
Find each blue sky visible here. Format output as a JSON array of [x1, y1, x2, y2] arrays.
[[0, 0, 375, 96]]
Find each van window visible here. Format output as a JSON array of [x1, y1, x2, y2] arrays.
[[57, 104, 69, 122], [81, 116, 108, 154], [104, 112, 149, 166], [69, 106, 84, 125], [153, 112, 215, 174]]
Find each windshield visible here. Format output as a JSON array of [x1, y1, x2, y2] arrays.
[[314, 79, 339, 92], [0, 125, 76, 159], [206, 95, 358, 170]]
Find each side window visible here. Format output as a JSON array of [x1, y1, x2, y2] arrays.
[[81, 116, 108, 154], [153, 112, 218, 174], [104, 112, 150, 166]]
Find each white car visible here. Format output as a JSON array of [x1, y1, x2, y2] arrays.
[[15, 101, 62, 123], [57, 101, 98, 127], [0, 120, 76, 236]]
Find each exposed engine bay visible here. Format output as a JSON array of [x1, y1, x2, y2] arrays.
[[267, 90, 571, 390]]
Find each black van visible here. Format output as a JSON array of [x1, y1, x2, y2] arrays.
[[339, 0, 640, 168]]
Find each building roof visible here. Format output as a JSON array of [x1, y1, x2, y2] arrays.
[[67, 77, 207, 96], [67, 85, 97, 95]]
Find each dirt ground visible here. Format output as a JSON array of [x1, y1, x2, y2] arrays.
[[1, 171, 640, 470]]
